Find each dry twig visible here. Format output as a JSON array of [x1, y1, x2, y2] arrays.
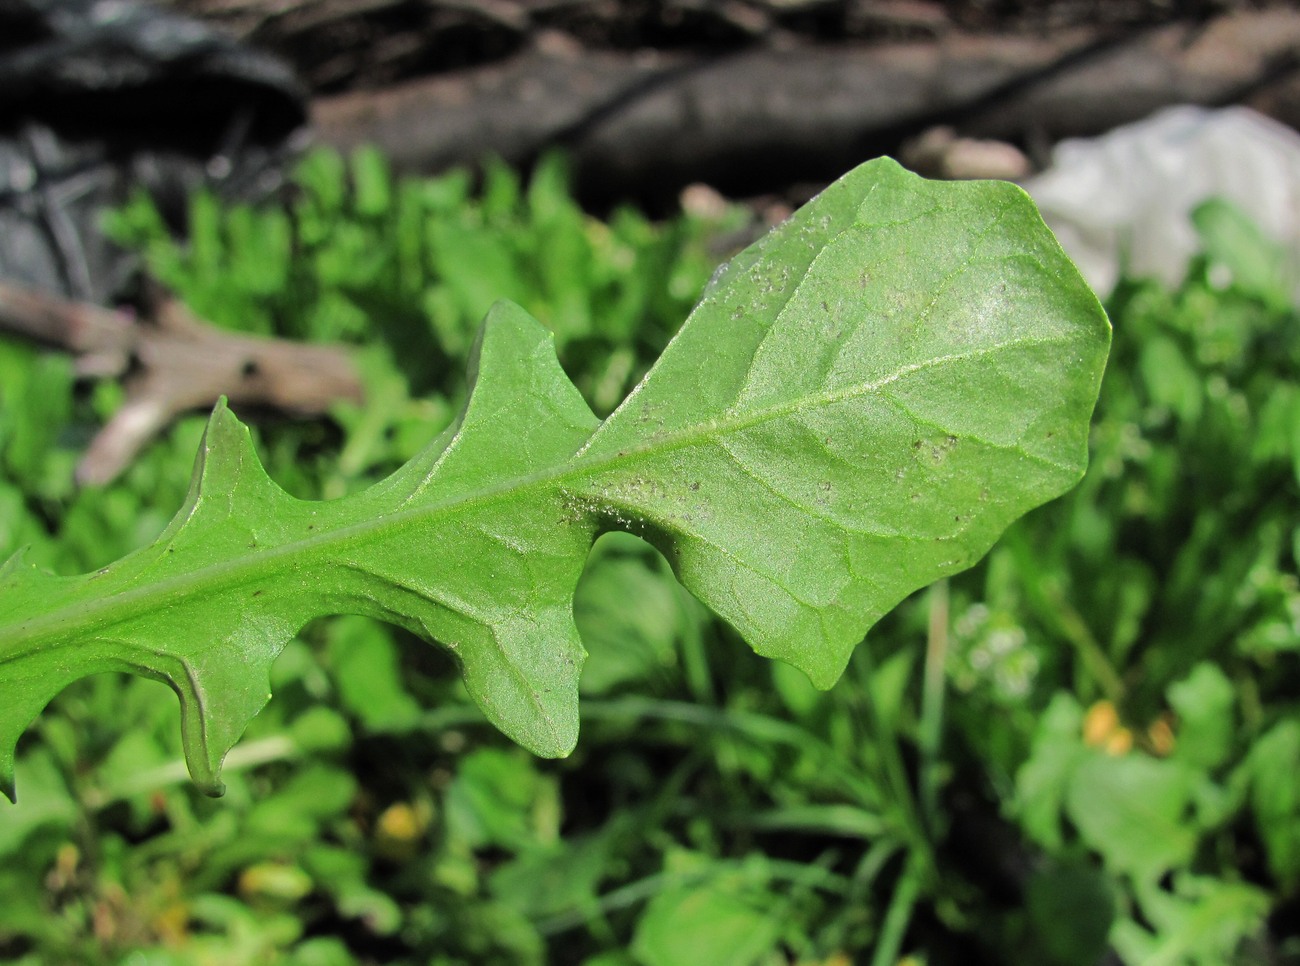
[[0, 281, 363, 485]]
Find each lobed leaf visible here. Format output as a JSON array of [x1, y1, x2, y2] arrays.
[[0, 159, 1109, 801]]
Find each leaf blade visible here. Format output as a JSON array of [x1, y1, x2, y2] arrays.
[[580, 158, 1108, 684], [0, 159, 1109, 800]]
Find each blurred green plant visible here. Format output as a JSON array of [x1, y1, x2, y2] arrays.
[[0, 150, 1295, 966], [105, 148, 717, 420], [936, 198, 1300, 965]]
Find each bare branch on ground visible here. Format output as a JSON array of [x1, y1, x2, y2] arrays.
[[0, 281, 363, 485]]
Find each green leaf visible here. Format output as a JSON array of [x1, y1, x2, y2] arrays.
[[1025, 858, 1116, 966], [1113, 874, 1270, 966], [1139, 335, 1202, 425], [1015, 693, 1088, 850], [1246, 719, 1300, 891], [0, 158, 1109, 801], [1192, 198, 1293, 311], [326, 616, 423, 732], [576, 535, 700, 696], [631, 882, 781, 966], [445, 747, 558, 852], [351, 145, 393, 219], [489, 830, 614, 919], [1167, 663, 1235, 771], [244, 763, 358, 843], [0, 749, 76, 854], [1065, 754, 1197, 880]]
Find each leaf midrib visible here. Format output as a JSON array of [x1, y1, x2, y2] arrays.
[[0, 333, 1075, 658]]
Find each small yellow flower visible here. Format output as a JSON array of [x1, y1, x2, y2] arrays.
[[1083, 700, 1133, 755], [1146, 715, 1176, 756], [374, 800, 431, 861]]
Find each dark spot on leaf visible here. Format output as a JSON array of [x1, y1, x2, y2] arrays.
[[689, 482, 700, 491], [241, 359, 259, 378], [253, 590, 263, 597]]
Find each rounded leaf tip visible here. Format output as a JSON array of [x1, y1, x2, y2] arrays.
[[196, 776, 227, 798]]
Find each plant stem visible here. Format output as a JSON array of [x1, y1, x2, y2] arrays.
[[82, 734, 299, 809], [1040, 578, 1125, 702], [870, 850, 924, 966], [919, 578, 949, 835], [850, 646, 935, 877]]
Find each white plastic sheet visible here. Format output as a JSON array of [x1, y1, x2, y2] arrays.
[[1024, 106, 1300, 300]]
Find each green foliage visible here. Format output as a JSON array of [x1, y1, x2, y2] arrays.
[[104, 150, 714, 416], [947, 200, 1300, 964], [2, 146, 1297, 966], [1, 156, 1107, 805], [0, 148, 746, 965]]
